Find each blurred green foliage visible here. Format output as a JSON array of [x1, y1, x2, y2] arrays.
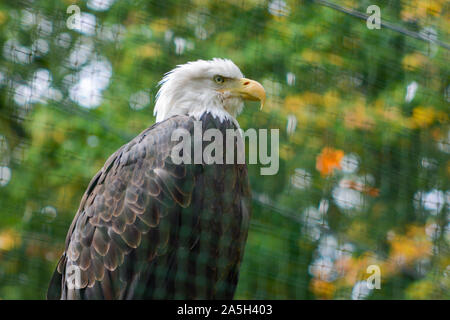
[[0, 0, 448, 299]]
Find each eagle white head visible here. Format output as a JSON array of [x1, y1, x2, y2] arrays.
[[153, 58, 266, 124]]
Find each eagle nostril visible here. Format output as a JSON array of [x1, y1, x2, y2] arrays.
[[243, 81, 250, 86]]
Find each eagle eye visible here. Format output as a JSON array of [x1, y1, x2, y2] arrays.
[[214, 75, 225, 84]]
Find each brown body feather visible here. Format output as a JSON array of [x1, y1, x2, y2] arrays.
[[47, 114, 251, 299]]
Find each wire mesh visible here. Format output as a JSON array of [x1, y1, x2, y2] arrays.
[[0, 0, 448, 299]]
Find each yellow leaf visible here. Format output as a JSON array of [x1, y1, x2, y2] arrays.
[[310, 279, 335, 300], [150, 19, 169, 34], [402, 53, 428, 70], [136, 44, 161, 59], [389, 225, 432, 265], [301, 49, 321, 64], [405, 280, 434, 299], [0, 11, 7, 25]]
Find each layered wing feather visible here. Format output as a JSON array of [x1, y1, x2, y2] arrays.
[[47, 114, 251, 300]]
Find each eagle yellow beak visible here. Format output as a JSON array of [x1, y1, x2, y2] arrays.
[[232, 78, 266, 110]]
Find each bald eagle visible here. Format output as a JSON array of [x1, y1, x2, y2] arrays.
[[47, 59, 266, 299]]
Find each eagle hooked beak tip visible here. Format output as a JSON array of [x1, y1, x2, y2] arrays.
[[235, 78, 266, 110]]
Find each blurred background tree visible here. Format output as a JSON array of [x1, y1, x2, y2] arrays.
[[0, 0, 448, 299]]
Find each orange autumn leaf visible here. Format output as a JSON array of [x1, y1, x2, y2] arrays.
[[0, 229, 20, 251], [340, 179, 380, 197], [316, 147, 344, 176], [388, 226, 432, 265]]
